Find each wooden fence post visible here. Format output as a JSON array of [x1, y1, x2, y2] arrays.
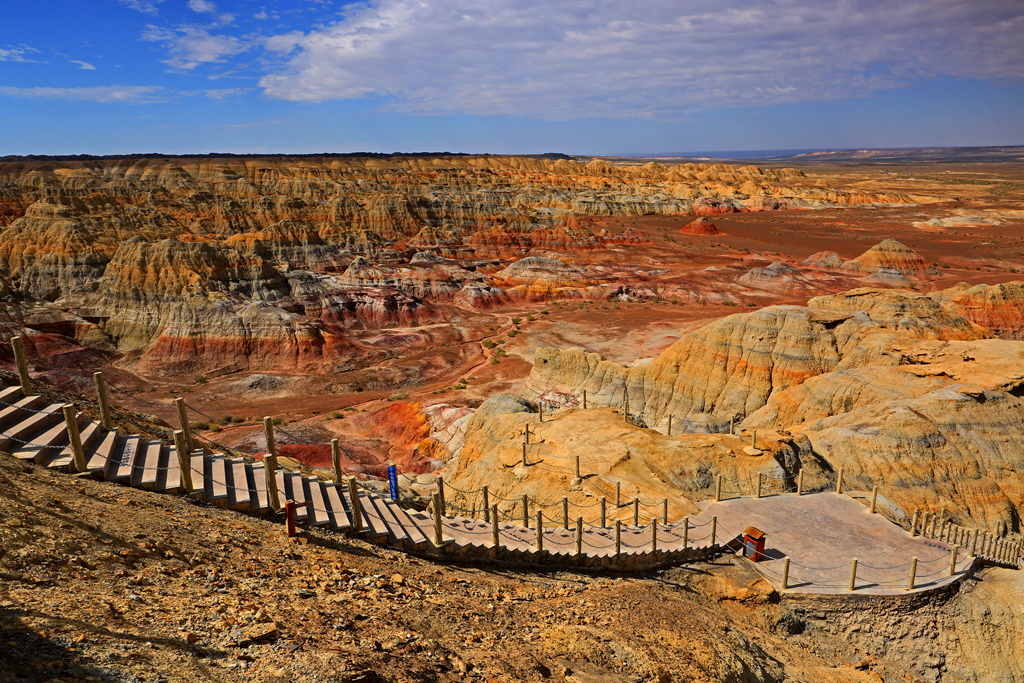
[[437, 476, 446, 516], [93, 372, 113, 430], [781, 558, 790, 590], [522, 442, 527, 466], [482, 486, 490, 522], [432, 493, 444, 546], [173, 429, 193, 494], [632, 499, 639, 526], [263, 417, 280, 511], [600, 497, 606, 527], [614, 520, 621, 558], [682, 517, 689, 549], [491, 504, 500, 549], [347, 477, 362, 532], [730, 416, 735, 435], [331, 439, 342, 484], [667, 416, 672, 436], [574, 455, 580, 480], [575, 517, 583, 559], [536, 510, 544, 552], [848, 558, 858, 591], [756, 474, 762, 499], [911, 509, 919, 536], [711, 516, 717, 545], [715, 475, 722, 502], [836, 467, 844, 494], [870, 487, 878, 514], [970, 529, 978, 556], [582, 389, 587, 410], [752, 429, 757, 450], [950, 546, 958, 576], [522, 495, 529, 528], [539, 403, 543, 423], [663, 498, 669, 525], [623, 389, 628, 425], [524, 424, 530, 445], [797, 469, 803, 496], [562, 497, 569, 529], [651, 520, 657, 553], [615, 481, 621, 507], [11, 337, 33, 396], [62, 405, 86, 473], [176, 398, 194, 452], [907, 557, 918, 590]]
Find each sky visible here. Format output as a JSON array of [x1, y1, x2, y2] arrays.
[[0, 0, 1022, 156]]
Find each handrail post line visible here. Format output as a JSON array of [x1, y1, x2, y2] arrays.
[[62, 404, 86, 473], [711, 516, 717, 545], [615, 520, 621, 558], [347, 477, 362, 532], [173, 429, 193, 494], [11, 336, 33, 396], [781, 558, 790, 590], [93, 372, 113, 430], [633, 498, 639, 526], [263, 417, 280, 511], [848, 558, 858, 591], [491, 504, 500, 549], [575, 516, 583, 560], [715, 475, 722, 502], [682, 517, 688, 549], [836, 467, 844, 494], [562, 496, 569, 529], [536, 509, 543, 552], [432, 493, 444, 546], [599, 496, 606, 527], [331, 438, 342, 484], [870, 486, 878, 514], [482, 485, 490, 522], [437, 476, 446, 516], [663, 498, 669, 525], [176, 398, 193, 452], [907, 557, 918, 590], [949, 546, 957, 575], [522, 494, 529, 528], [797, 469, 803, 496]]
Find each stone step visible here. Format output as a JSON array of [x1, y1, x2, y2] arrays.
[[249, 464, 269, 512], [225, 459, 250, 509], [303, 477, 330, 527], [105, 435, 141, 482], [85, 429, 120, 473], [154, 444, 180, 492], [320, 481, 351, 532], [204, 457, 228, 502], [0, 409, 65, 453], [12, 416, 71, 465], [131, 441, 161, 488], [188, 451, 205, 495], [280, 472, 308, 523], [364, 492, 408, 546], [0, 385, 24, 405], [0, 395, 50, 431], [383, 498, 430, 548], [356, 489, 390, 539]]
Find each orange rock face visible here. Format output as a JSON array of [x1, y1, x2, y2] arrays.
[[679, 216, 721, 235], [932, 281, 1024, 340]]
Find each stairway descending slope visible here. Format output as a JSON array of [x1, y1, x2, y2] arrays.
[[0, 384, 890, 571]]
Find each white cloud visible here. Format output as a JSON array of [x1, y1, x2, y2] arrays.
[[257, 0, 1024, 119], [254, 10, 268, 20], [0, 45, 42, 63], [142, 25, 249, 71], [187, 0, 216, 13], [0, 85, 165, 103], [119, 0, 163, 13], [70, 60, 97, 70]]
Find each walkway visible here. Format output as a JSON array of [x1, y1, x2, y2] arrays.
[[694, 493, 977, 595]]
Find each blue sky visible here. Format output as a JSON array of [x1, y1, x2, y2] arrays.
[[1, 0, 1022, 156]]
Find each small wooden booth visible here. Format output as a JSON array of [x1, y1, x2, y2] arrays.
[[742, 526, 766, 562]]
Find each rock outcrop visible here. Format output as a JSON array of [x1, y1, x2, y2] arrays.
[[932, 281, 1024, 340], [517, 286, 1024, 529], [841, 239, 941, 279], [679, 216, 721, 235]]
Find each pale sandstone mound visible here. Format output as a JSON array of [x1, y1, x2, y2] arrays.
[[808, 288, 991, 341], [840, 238, 940, 278], [802, 251, 845, 270], [448, 396, 831, 519], [931, 281, 1024, 340], [679, 216, 721, 235], [493, 256, 596, 297], [737, 261, 809, 290]]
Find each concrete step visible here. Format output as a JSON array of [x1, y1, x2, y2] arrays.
[[356, 490, 390, 539], [154, 444, 180, 492], [204, 456, 228, 503], [383, 499, 429, 548], [281, 472, 308, 523], [105, 435, 141, 482], [131, 441, 161, 488], [320, 481, 351, 532], [303, 477, 330, 527], [0, 395, 50, 431], [0, 409, 65, 453], [85, 429, 119, 473], [364, 493, 408, 546], [225, 459, 251, 509], [11, 416, 71, 465], [249, 464, 269, 512], [188, 451, 205, 495], [0, 385, 24, 405]]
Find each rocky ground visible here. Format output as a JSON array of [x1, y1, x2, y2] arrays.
[[5, 448, 1022, 683]]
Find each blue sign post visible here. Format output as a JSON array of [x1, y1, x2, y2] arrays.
[[388, 465, 398, 500]]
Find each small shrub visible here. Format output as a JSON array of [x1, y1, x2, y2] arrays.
[[348, 382, 364, 392], [526, 315, 535, 322], [233, 416, 245, 424], [194, 375, 208, 384], [272, 417, 284, 426], [490, 358, 500, 365], [495, 348, 507, 357], [481, 339, 497, 349], [209, 423, 222, 433], [222, 414, 234, 423], [540, 310, 549, 315], [331, 411, 341, 419], [192, 421, 209, 431], [511, 317, 521, 325], [507, 330, 518, 338]]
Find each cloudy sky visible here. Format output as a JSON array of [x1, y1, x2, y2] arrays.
[[1, 0, 1022, 155]]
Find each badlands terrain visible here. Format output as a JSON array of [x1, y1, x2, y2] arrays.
[[3, 151, 1024, 681]]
